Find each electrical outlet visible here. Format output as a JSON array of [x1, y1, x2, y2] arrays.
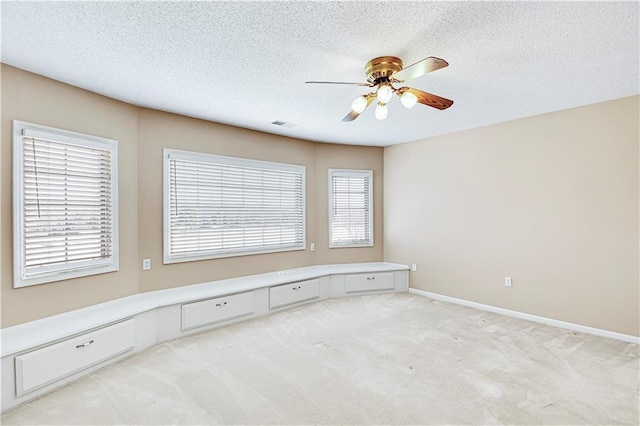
[[505, 277, 512, 287], [142, 259, 151, 271], [310, 243, 315, 252], [411, 263, 417, 272]]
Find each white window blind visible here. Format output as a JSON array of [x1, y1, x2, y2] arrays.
[[329, 169, 373, 248], [13, 121, 118, 288], [164, 149, 306, 263]]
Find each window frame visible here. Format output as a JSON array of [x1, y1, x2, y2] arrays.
[[163, 149, 306, 264], [328, 168, 374, 248], [12, 121, 119, 288]]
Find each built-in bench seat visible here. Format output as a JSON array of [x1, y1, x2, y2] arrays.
[[1, 262, 409, 412]]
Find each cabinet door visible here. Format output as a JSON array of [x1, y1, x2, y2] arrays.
[[181, 291, 254, 331], [15, 319, 135, 396], [345, 272, 395, 293], [269, 279, 319, 309]]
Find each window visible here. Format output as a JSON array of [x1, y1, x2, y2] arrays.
[[329, 169, 373, 248], [13, 121, 118, 288], [164, 149, 305, 263]]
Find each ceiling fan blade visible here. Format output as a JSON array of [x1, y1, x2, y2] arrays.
[[391, 57, 449, 83], [342, 95, 376, 122], [306, 81, 373, 87], [398, 87, 453, 110]]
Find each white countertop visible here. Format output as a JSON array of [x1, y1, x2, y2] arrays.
[[1, 262, 408, 357]]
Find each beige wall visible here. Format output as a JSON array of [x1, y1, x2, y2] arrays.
[[137, 110, 383, 292], [4, 63, 636, 336], [1, 65, 140, 327], [314, 143, 384, 265], [0, 65, 384, 326], [384, 96, 640, 336], [137, 109, 316, 292]]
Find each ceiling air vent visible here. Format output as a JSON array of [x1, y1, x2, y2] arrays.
[[271, 121, 298, 128]]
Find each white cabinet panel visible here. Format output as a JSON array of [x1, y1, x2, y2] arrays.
[[345, 272, 395, 293], [2, 263, 410, 413], [269, 279, 319, 309], [181, 291, 254, 331], [15, 319, 135, 396]]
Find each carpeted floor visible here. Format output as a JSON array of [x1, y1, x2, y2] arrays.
[[2, 293, 639, 425]]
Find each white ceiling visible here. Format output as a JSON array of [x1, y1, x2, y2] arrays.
[[2, 2, 638, 147]]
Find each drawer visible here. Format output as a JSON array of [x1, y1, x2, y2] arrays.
[[182, 291, 254, 331], [15, 319, 135, 396], [270, 279, 319, 310], [345, 272, 395, 293]]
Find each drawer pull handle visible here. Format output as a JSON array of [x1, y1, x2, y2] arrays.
[[216, 302, 228, 307], [75, 340, 94, 349], [292, 286, 301, 291], [366, 277, 376, 280]]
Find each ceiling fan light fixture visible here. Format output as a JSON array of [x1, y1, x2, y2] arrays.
[[376, 85, 393, 104], [375, 102, 388, 120], [351, 95, 368, 114], [400, 91, 418, 109], [307, 55, 453, 122]]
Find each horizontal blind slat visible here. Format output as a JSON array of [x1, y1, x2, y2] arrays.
[[330, 171, 372, 246], [22, 136, 114, 274], [168, 154, 305, 259]]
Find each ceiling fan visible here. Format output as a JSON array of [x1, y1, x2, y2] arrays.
[[306, 56, 453, 122]]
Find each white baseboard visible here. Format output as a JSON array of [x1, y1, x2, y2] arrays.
[[409, 288, 639, 345]]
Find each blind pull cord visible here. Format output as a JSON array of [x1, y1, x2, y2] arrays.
[[30, 137, 42, 218], [171, 159, 178, 217]]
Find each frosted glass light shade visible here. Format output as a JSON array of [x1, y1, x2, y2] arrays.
[[351, 96, 368, 114], [376, 85, 393, 104], [400, 91, 418, 109], [375, 103, 388, 120]]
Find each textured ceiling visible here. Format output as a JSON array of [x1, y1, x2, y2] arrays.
[[2, 2, 638, 147]]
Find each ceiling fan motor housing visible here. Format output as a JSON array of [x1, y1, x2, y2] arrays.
[[365, 56, 403, 84]]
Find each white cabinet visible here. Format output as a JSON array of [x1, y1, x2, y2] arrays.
[[182, 291, 254, 331], [269, 279, 319, 309], [2, 263, 409, 413], [15, 319, 135, 396], [345, 272, 395, 293]]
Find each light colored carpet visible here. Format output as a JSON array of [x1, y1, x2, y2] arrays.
[[2, 293, 639, 425]]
